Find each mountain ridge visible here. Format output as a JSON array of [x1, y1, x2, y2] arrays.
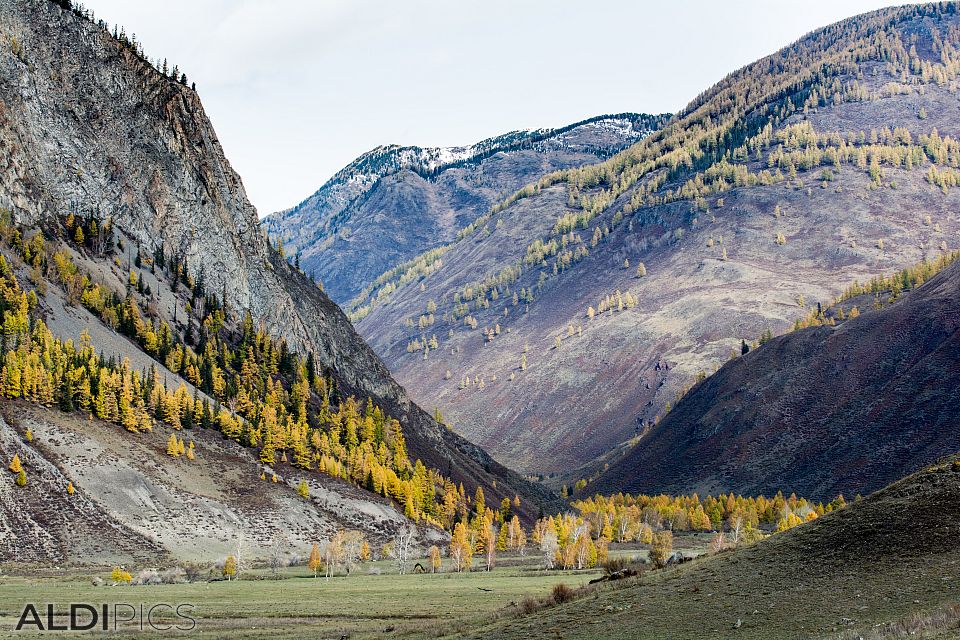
[[349, 2, 960, 475], [263, 112, 668, 302]]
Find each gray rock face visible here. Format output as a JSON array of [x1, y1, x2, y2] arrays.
[[263, 114, 667, 303], [0, 0, 558, 516]]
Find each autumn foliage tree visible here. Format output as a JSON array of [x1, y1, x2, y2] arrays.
[[450, 522, 473, 572], [428, 545, 442, 573], [110, 566, 132, 584], [308, 543, 322, 578], [297, 480, 310, 499], [0, 215, 475, 533], [649, 531, 673, 568], [222, 555, 237, 580]]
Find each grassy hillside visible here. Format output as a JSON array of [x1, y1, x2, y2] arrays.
[[353, 3, 960, 475], [453, 456, 960, 640]]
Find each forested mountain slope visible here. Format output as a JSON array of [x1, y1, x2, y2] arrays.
[[0, 0, 558, 564], [353, 3, 960, 474], [590, 255, 960, 500], [263, 113, 667, 303]]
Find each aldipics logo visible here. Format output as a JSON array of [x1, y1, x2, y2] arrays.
[[15, 603, 196, 632]]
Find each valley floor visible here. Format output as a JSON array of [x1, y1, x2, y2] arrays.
[[2, 543, 956, 639], [0, 561, 598, 639]]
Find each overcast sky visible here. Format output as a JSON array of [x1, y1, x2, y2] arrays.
[[81, 0, 910, 216]]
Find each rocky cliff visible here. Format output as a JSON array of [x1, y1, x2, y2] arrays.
[[0, 0, 558, 518]]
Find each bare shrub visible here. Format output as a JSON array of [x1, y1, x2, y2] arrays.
[[159, 567, 187, 584], [134, 569, 161, 585], [552, 582, 574, 604], [181, 562, 206, 582], [518, 596, 543, 616], [603, 557, 627, 576]]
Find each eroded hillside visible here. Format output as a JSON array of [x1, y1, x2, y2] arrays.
[[590, 254, 960, 500], [0, 403, 437, 565]]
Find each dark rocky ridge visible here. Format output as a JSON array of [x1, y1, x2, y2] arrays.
[[0, 0, 559, 518], [592, 260, 960, 500]]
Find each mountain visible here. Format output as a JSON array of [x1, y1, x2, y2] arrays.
[[263, 113, 667, 303], [349, 3, 960, 475], [590, 254, 960, 501], [0, 0, 557, 562], [459, 455, 960, 640]]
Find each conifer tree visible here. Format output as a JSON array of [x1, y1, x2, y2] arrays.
[[166, 433, 180, 457], [9, 453, 22, 474]]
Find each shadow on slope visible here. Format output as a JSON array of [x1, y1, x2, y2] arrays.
[[594, 260, 960, 500]]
